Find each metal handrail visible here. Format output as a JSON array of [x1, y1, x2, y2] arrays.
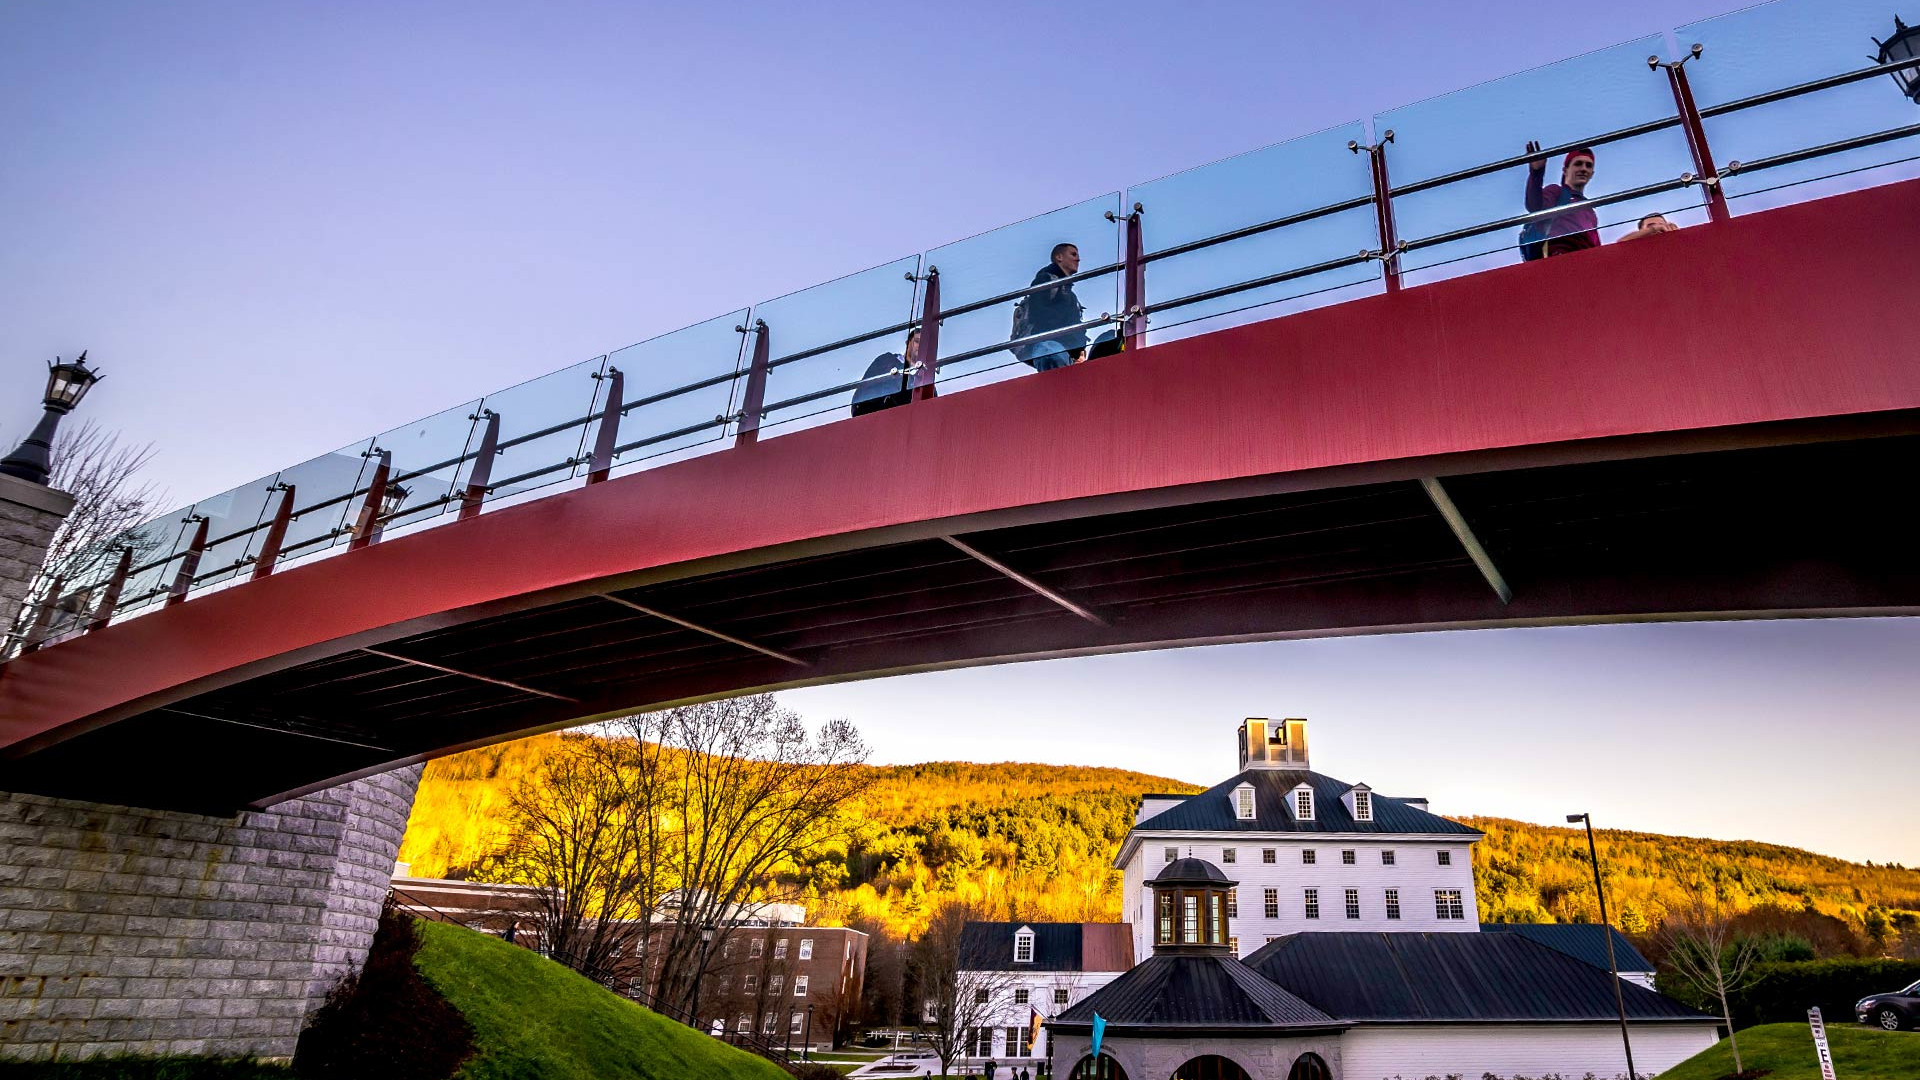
[[1699, 54, 1920, 120]]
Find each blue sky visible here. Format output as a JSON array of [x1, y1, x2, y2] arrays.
[[3, 1, 1914, 864]]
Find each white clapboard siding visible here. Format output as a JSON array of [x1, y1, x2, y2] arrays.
[[1340, 1023, 1721, 1079]]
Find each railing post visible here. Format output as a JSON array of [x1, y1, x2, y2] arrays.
[[911, 266, 940, 402], [89, 547, 134, 631], [734, 319, 770, 448], [1352, 131, 1403, 293], [349, 449, 392, 551], [251, 482, 296, 580], [587, 367, 624, 484], [166, 516, 210, 607], [18, 575, 66, 654], [1123, 204, 1146, 350], [1657, 47, 1731, 225], [459, 410, 499, 521]]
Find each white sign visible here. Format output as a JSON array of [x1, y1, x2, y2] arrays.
[[1808, 1006, 1837, 1080]]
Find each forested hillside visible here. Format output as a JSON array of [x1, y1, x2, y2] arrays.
[[398, 736, 1920, 943]]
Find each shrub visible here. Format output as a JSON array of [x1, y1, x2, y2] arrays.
[[1729, 956, 1920, 1026], [294, 909, 477, 1079]]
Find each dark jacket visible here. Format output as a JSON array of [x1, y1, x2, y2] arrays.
[[1025, 263, 1087, 351], [851, 351, 910, 414]]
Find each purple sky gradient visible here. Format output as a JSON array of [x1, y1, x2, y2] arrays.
[[4, 1, 1913, 864]]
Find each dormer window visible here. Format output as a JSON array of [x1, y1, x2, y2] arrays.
[[1013, 927, 1035, 964], [1293, 785, 1315, 820], [1353, 789, 1373, 821], [1233, 783, 1255, 820]]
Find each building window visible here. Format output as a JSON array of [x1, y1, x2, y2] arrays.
[[744, 975, 759, 993], [1262, 848, 1276, 864], [762, 1011, 777, 1033], [791, 1012, 805, 1034], [1229, 936, 1240, 954], [1014, 931, 1034, 964], [774, 939, 788, 960], [975, 987, 991, 1004], [1304, 888, 1320, 920], [737, 1014, 751, 1033], [1295, 788, 1314, 819], [1382, 850, 1396, 866], [1006, 1026, 1028, 1057], [971, 1026, 995, 1057], [1301, 849, 1316, 865], [717, 975, 730, 994], [750, 939, 764, 959], [1182, 895, 1200, 943], [1263, 888, 1279, 920], [1438, 850, 1452, 866], [1164, 846, 1178, 863], [794, 975, 808, 996], [1235, 786, 1255, 820], [1265, 935, 1279, 943], [1015, 988, 1030, 1006], [1222, 847, 1237, 864], [769, 974, 784, 995], [723, 940, 735, 960], [1055, 988, 1070, 1005], [1158, 894, 1174, 944], [1226, 888, 1238, 918], [1385, 889, 1401, 920], [1210, 893, 1226, 944], [1345, 888, 1360, 920], [1353, 789, 1372, 821], [798, 938, 813, 960], [1435, 889, 1465, 920], [1341, 849, 1356, 865]]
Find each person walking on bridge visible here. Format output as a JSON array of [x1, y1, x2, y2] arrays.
[[1520, 143, 1599, 259], [1014, 243, 1088, 371]]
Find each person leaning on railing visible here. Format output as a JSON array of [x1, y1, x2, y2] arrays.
[[852, 326, 919, 416], [1520, 142, 1599, 259], [1619, 212, 1679, 242], [1012, 242, 1088, 370]]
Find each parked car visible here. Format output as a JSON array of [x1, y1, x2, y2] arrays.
[[1855, 978, 1920, 1031]]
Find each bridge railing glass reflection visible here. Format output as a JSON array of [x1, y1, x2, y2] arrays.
[[16, 0, 1917, 650]]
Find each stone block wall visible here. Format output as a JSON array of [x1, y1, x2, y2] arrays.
[[0, 473, 74, 644], [0, 765, 422, 1061]]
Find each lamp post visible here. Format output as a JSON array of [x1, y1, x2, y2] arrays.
[[1569, 812, 1637, 1080], [1, 353, 102, 485], [804, 1002, 814, 1061], [1874, 16, 1920, 103], [687, 925, 716, 1034]]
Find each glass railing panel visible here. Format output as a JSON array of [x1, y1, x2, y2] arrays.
[[922, 194, 1122, 394], [365, 400, 484, 539], [187, 473, 288, 588], [264, 437, 381, 568], [103, 509, 197, 619], [599, 310, 749, 475], [750, 257, 921, 435], [1680, 0, 1920, 211], [1378, 34, 1700, 285], [472, 355, 609, 504], [1127, 122, 1381, 343]]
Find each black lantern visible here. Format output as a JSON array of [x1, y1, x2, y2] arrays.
[[0, 352, 104, 485], [1874, 16, 1920, 103]]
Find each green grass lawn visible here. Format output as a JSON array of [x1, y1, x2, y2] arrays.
[[412, 919, 791, 1080], [1659, 1022, 1920, 1080]]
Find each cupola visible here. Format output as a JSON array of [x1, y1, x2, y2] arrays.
[[1237, 717, 1309, 771], [1150, 858, 1236, 954]]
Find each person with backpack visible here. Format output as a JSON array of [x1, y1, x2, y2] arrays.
[[1012, 243, 1087, 371], [1520, 142, 1599, 260]]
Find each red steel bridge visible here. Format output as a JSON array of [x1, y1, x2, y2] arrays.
[[3, 0, 1919, 812]]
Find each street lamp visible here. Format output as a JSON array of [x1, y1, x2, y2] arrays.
[[1569, 812, 1638, 1080], [804, 1002, 814, 1061], [0, 353, 102, 485], [1874, 16, 1920, 103]]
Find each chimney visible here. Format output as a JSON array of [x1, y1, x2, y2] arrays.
[[1237, 717, 1309, 771]]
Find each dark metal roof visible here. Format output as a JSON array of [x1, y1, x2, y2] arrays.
[[1136, 769, 1481, 835], [959, 922, 1131, 973], [1052, 953, 1339, 1031], [1154, 858, 1236, 886], [1479, 922, 1655, 974], [1244, 933, 1711, 1023]]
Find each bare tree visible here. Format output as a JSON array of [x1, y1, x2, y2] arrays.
[[485, 733, 662, 984], [5, 419, 163, 652], [913, 901, 1022, 1077], [1662, 889, 1764, 1074], [626, 695, 873, 1017]]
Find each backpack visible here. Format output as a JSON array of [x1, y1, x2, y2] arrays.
[[1518, 184, 1577, 261], [1010, 297, 1031, 352]]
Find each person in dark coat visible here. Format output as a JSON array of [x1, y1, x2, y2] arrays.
[[1015, 244, 1087, 371], [851, 327, 920, 416]]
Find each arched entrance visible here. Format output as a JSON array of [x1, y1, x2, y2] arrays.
[[1070, 1054, 1129, 1079], [1287, 1052, 1332, 1080], [1169, 1056, 1251, 1080]]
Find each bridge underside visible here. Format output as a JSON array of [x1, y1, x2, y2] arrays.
[[5, 423, 1914, 813]]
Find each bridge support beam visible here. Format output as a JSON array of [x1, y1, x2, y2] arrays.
[[0, 767, 422, 1062]]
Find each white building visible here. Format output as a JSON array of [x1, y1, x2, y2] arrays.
[[1119, 718, 1482, 962], [950, 921, 1134, 1067]]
